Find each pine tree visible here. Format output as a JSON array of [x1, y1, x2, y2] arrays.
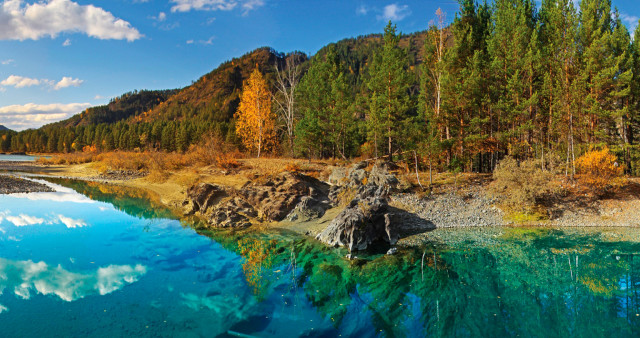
[[366, 21, 413, 160], [297, 46, 356, 159]]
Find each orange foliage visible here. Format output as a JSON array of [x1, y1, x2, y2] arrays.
[[575, 147, 625, 192], [235, 68, 277, 158]]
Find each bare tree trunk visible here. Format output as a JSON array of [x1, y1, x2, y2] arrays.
[[273, 54, 303, 158]]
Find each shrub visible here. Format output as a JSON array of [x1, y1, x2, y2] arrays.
[[491, 156, 560, 214], [187, 132, 242, 169], [575, 147, 625, 193]]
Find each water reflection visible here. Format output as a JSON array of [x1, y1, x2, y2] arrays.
[[6, 178, 640, 336], [0, 257, 147, 305], [10, 179, 95, 204], [0, 210, 86, 228]]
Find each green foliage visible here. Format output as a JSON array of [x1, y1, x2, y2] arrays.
[[366, 22, 416, 159]]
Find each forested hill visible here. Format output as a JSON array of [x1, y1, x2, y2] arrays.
[[47, 89, 178, 129], [0, 125, 10, 132], [137, 47, 299, 123], [313, 31, 430, 89]]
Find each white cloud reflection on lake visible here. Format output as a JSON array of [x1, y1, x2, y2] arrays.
[[0, 258, 147, 303]]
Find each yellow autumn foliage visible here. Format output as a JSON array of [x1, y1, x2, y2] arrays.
[[575, 147, 625, 192], [235, 68, 277, 158]]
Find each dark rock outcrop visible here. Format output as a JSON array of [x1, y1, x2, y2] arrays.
[[182, 172, 330, 228], [316, 184, 397, 252], [183, 183, 228, 215], [241, 172, 328, 221]]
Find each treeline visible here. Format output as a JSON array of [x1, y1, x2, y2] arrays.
[[1, 119, 235, 154], [293, 0, 640, 175]]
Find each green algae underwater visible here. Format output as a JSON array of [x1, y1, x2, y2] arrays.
[[22, 179, 640, 337]]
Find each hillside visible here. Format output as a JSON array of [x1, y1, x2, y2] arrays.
[[136, 47, 302, 123], [0, 125, 10, 132], [46, 89, 178, 129]]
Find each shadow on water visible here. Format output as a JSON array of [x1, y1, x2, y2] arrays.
[[39, 178, 640, 337]]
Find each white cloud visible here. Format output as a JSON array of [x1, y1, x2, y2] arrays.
[[0, 75, 84, 91], [1, 75, 42, 88], [62, 38, 71, 46], [186, 36, 215, 46], [0, 102, 91, 130], [94, 95, 104, 100], [151, 11, 166, 22], [0, 0, 142, 41], [378, 3, 411, 22], [170, 0, 264, 13], [241, 0, 263, 15], [54, 77, 83, 90], [0, 258, 147, 302], [1, 59, 14, 65], [620, 13, 639, 39], [356, 4, 368, 16]]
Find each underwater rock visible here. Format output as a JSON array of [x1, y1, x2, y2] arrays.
[[316, 184, 398, 252]]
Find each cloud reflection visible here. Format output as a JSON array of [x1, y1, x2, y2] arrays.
[[5, 214, 44, 226], [0, 258, 147, 302], [0, 210, 87, 229], [9, 179, 95, 204]]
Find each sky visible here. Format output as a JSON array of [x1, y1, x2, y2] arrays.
[[0, 0, 638, 131]]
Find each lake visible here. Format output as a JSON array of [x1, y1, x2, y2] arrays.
[[2, 178, 640, 337], [0, 154, 48, 162]]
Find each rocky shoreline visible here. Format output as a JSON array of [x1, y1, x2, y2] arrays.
[[3, 158, 640, 253], [0, 175, 55, 194]]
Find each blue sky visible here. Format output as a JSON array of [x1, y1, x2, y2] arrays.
[[0, 0, 638, 131]]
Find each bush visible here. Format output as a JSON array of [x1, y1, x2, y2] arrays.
[[187, 132, 241, 169], [491, 156, 560, 214], [575, 147, 625, 193]]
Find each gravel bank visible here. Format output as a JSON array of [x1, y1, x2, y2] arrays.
[[0, 175, 55, 194], [391, 187, 504, 228]]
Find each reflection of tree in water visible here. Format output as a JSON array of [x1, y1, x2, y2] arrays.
[[45, 178, 176, 220], [205, 227, 640, 337], [237, 238, 278, 299]]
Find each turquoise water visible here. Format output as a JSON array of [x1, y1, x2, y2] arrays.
[[3, 179, 640, 337], [0, 154, 48, 162]]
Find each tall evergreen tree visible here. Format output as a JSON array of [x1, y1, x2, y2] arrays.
[[366, 21, 414, 160]]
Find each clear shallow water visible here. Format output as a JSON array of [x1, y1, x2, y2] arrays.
[[2, 179, 640, 337], [0, 154, 49, 162]]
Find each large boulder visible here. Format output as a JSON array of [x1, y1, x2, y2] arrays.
[[316, 185, 397, 252]]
